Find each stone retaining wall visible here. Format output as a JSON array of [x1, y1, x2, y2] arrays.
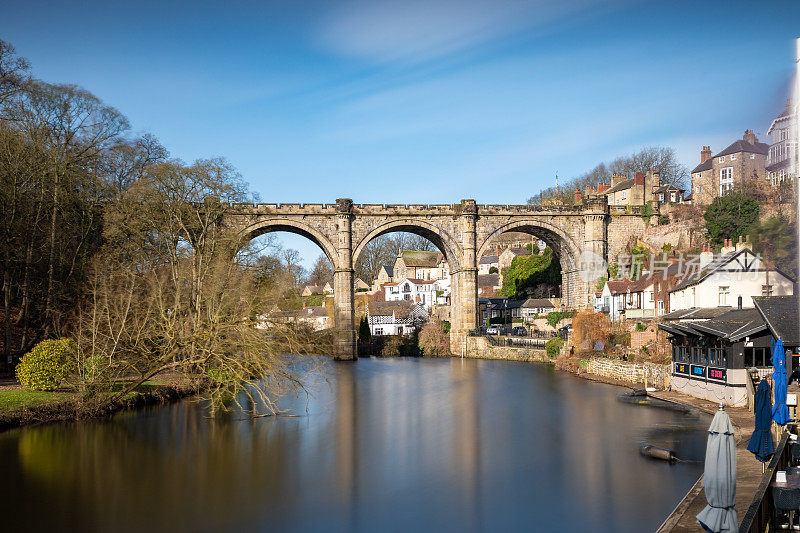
[[584, 357, 670, 389], [463, 336, 549, 363]]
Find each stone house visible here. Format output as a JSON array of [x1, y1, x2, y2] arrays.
[[302, 285, 323, 297], [521, 298, 555, 323], [689, 130, 769, 205], [393, 251, 449, 281], [371, 264, 394, 292], [498, 247, 531, 271], [478, 254, 499, 275], [477, 273, 502, 297], [354, 278, 370, 292], [653, 184, 685, 205], [597, 169, 661, 206]]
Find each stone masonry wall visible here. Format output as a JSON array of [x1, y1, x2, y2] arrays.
[[584, 357, 670, 389]]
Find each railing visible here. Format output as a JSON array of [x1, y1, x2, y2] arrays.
[[740, 432, 791, 532]]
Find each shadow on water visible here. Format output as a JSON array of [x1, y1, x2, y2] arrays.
[[0, 357, 709, 532]]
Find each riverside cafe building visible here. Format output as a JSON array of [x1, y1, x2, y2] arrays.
[[658, 296, 800, 407]]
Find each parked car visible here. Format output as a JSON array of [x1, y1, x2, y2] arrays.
[[486, 326, 500, 335], [511, 326, 527, 336], [558, 324, 571, 338]]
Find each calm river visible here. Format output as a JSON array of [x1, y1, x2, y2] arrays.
[[0, 358, 709, 532]]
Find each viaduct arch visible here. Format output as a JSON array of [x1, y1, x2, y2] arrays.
[[225, 197, 652, 359]]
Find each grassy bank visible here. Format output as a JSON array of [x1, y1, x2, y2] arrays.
[[0, 375, 200, 433]]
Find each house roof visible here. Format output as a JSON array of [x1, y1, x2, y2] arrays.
[[753, 296, 800, 346], [380, 264, 394, 277], [303, 306, 329, 317], [653, 184, 684, 194], [661, 307, 733, 321], [368, 300, 416, 319], [479, 254, 499, 265], [669, 248, 753, 293], [303, 285, 323, 294], [715, 139, 769, 158], [477, 273, 501, 288], [400, 251, 442, 268], [522, 298, 555, 309], [659, 307, 767, 342], [602, 178, 635, 195], [691, 159, 713, 174], [605, 279, 635, 295], [384, 277, 436, 287], [480, 298, 525, 309]]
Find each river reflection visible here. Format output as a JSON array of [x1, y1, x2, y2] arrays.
[[0, 358, 707, 532]]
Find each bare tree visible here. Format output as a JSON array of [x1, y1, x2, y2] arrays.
[[307, 255, 333, 286]]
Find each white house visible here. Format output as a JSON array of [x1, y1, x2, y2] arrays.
[[669, 247, 794, 312], [384, 277, 438, 311], [478, 254, 499, 275], [367, 301, 428, 336], [521, 298, 555, 322]]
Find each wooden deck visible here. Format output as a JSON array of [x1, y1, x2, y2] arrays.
[[653, 390, 765, 532]]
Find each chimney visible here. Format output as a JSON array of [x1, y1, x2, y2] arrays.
[[743, 129, 757, 145], [633, 171, 645, 186], [574, 188, 582, 205], [652, 170, 660, 190], [735, 235, 752, 252], [700, 245, 714, 269], [700, 146, 712, 163], [597, 182, 611, 193], [721, 238, 735, 255], [611, 173, 623, 186]]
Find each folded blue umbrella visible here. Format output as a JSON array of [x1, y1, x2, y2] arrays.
[[773, 338, 790, 426], [747, 379, 775, 462]]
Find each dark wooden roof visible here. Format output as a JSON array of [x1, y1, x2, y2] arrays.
[[753, 296, 800, 346]]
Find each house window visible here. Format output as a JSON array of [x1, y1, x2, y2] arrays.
[[691, 288, 696, 307], [670, 192, 676, 202], [718, 286, 730, 306], [718, 156, 725, 163], [696, 185, 702, 194], [404, 294, 410, 300], [762, 284, 773, 296], [720, 167, 733, 195], [750, 154, 755, 160], [620, 190, 627, 201], [730, 153, 737, 160], [375, 328, 383, 335]]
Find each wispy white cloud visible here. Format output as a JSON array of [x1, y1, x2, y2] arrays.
[[316, 0, 613, 64]]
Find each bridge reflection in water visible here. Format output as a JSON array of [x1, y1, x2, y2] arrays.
[[0, 358, 707, 532]]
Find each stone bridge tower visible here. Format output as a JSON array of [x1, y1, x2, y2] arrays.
[[226, 197, 649, 360]]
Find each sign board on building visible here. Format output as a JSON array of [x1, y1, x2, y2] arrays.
[[707, 367, 726, 383], [674, 362, 689, 376], [690, 365, 706, 379]]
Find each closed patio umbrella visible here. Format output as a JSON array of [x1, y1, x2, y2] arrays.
[[746, 379, 775, 463], [773, 338, 790, 426], [697, 406, 737, 533]]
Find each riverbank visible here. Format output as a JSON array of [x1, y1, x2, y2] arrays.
[[0, 375, 201, 433]]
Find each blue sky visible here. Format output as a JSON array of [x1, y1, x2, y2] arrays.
[[2, 0, 799, 266]]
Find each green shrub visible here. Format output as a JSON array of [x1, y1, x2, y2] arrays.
[[635, 322, 646, 331], [16, 338, 75, 391], [381, 337, 403, 357], [545, 337, 564, 357]]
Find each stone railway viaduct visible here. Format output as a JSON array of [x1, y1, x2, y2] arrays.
[[224, 197, 651, 359]]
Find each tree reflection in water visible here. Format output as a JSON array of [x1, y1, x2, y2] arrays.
[[0, 358, 708, 532]]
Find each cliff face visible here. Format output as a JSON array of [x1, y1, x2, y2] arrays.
[[641, 220, 705, 253]]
